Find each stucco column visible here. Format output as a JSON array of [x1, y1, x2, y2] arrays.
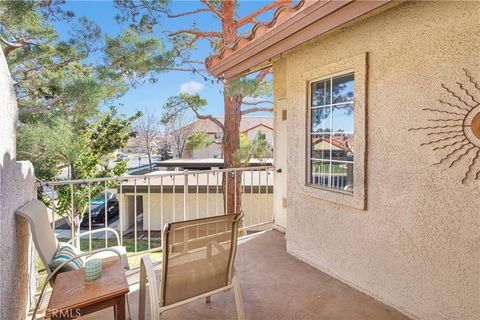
[[0, 49, 36, 318]]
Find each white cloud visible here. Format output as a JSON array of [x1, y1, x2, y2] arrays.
[[179, 81, 205, 94]]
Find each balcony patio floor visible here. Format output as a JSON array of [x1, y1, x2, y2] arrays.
[[82, 230, 410, 320]]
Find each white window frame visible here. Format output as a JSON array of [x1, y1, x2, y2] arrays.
[[307, 71, 355, 193], [301, 53, 367, 210]]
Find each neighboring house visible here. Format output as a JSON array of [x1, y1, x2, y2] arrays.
[[121, 136, 147, 154], [206, 1, 480, 320], [177, 116, 273, 159]]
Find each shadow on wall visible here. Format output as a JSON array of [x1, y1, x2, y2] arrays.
[[0, 152, 36, 319]]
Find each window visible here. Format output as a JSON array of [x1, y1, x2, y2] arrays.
[[214, 132, 223, 140], [309, 72, 354, 193]]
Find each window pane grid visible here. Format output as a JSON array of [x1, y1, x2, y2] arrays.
[[311, 132, 354, 135], [311, 101, 353, 109], [309, 73, 354, 193]]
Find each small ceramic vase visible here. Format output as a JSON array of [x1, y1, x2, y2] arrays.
[[84, 259, 102, 282]]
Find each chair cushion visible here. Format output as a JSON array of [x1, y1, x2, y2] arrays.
[[86, 246, 129, 270], [49, 242, 84, 273]]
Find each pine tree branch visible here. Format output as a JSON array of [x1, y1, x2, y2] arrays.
[[165, 67, 203, 72], [241, 107, 274, 115], [200, 0, 225, 20], [255, 67, 272, 82], [168, 30, 222, 38], [182, 60, 205, 65], [0, 35, 36, 56], [167, 8, 211, 18], [192, 108, 224, 131], [242, 100, 273, 106], [15, 57, 78, 79], [237, 0, 292, 27], [19, 94, 65, 116], [164, 100, 224, 131], [167, 67, 205, 72]]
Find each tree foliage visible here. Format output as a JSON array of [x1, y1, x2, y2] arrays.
[[18, 108, 140, 229], [162, 93, 223, 131], [0, 0, 176, 119], [234, 131, 272, 165], [186, 132, 213, 151]]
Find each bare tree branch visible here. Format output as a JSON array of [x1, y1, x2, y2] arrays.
[[241, 107, 274, 116], [136, 112, 162, 171]]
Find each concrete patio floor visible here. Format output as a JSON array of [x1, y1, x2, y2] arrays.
[[83, 230, 410, 320]]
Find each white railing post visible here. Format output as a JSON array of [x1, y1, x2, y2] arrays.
[[183, 169, 188, 221]]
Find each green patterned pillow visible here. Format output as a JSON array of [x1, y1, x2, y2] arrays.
[[49, 242, 84, 272]]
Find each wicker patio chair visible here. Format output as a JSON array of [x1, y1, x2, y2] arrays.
[[139, 212, 245, 320]]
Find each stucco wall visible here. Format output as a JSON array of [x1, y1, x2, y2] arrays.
[[275, 2, 480, 320], [190, 141, 223, 159], [0, 50, 36, 318]]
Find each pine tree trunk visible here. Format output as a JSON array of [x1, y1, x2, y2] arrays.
[[222, 93, 242, 214], [221, 0, 243, 215]]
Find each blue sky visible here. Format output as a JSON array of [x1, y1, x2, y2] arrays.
[[55, 1, 278, 118]]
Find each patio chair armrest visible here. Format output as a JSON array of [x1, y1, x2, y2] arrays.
[[139, 256, 161, 319], [68, 227, 121, 246]]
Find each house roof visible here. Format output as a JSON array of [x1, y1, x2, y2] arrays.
[[206, 0, 392, 79], [183, 116, 273, 134], [125, 135, 145, 148], [312, 135, 353, 152]]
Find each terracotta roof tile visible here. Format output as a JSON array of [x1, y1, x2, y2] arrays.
[[206, 0, 309, 75]]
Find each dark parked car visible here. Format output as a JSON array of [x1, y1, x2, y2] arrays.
[[114, 155, 129, 162], [81, 192, 119, 226]]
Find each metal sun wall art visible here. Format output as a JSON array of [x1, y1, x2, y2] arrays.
[[409, 68, 480, 184]]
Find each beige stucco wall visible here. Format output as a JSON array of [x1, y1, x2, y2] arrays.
[[0, 49, 36, 319], [275, 2, 480, 320]]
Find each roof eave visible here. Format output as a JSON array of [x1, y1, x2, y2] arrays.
[[207, 0, 392, 80]]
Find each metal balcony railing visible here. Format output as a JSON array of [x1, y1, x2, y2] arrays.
[[37, 166, 275, 255]]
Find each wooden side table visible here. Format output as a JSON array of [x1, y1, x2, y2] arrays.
[[46, 259, 129, 320]]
